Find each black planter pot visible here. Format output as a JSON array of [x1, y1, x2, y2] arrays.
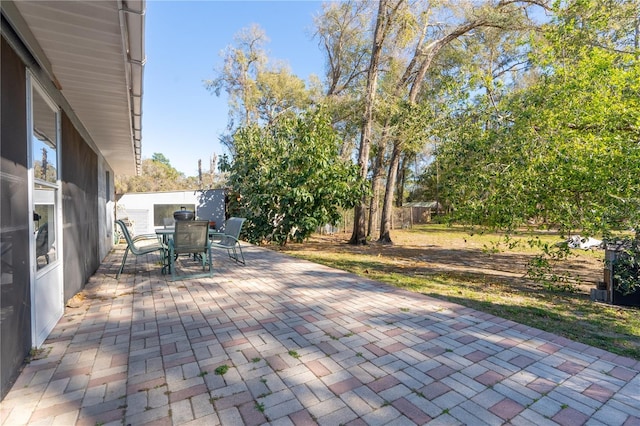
[[605, 242, 640, 307], [612, 288, 640, 307]]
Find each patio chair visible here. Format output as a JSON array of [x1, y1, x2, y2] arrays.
[[210, 217, 246, 265], [115, 219, 166, 279], [169, 220, 213, 281]]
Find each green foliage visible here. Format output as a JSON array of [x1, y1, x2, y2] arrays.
[[227, 109, 366, 245], [433, 3, 640, 237], [256, 68, 312, 123], [214, 364, 229, 375], [151, 152, 172, 166], [206, 24, 315, 152], [288, 350, 300, 359], [612, 238, 640, 296], [218, 153, 232, 172], [526, 240, 580, 293], [115, 157, 186, 193]]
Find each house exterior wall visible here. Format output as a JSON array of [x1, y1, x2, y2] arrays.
[[0, 32, 114, 399], [0, 35, 32, 400], [61, 113, 100, 303], [98, 159, 116, 261]]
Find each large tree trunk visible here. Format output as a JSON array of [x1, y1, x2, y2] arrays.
[[379, 141, 401, 243], [378, 2, 535, 244], [395, 153, 406, 208], [367, 124, 391, 236], [377, 21, 483, 243], [367, 177, 380, 237], [350, 0, 397, 245]]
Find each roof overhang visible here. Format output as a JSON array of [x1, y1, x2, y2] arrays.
[[2, 0, 145, 175]]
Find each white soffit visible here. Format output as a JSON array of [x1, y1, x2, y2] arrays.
[[13, 0, 145, 176]]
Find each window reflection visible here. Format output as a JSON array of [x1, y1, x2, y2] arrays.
[[33, 185, 56, 269], [32, 88, 57, 184], [31, 84, 59, 270]]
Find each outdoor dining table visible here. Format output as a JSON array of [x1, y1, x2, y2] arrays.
[[155, 227, 223, 274], [155, 227, 223, 243]]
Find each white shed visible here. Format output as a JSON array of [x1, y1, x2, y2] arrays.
[[116, 189, 226, 235]]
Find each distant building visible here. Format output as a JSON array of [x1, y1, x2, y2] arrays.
[[404, 201, 444, 223], [117, 190, 227, 234]]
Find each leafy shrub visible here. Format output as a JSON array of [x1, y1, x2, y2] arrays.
[[228, 109, 366, 245]]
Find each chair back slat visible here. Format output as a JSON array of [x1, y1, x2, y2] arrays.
[[210, 217, 246, 265], [173, 220, 209, 253], [220, 217, 245, 244], [116, 220, 135, 246], [169, 220, 213, 281]]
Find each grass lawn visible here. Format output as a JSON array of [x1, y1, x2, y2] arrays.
[[275, 224, 640, 360]]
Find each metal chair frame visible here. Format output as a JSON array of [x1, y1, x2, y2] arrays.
[[115, 219, 165, 279], [210, 217, 246, 265], [169, 220, 213, 281]]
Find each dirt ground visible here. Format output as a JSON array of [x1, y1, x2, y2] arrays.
[[281, 228, 605, 293]]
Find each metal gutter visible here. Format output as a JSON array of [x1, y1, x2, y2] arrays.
[[117, 0, 146, 175]]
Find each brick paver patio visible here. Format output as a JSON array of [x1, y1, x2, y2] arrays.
[[1, 244, 639, 425]]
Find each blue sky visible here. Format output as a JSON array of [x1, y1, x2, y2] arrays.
[[142, 1, 325, 175]]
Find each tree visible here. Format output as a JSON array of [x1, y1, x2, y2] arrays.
[[322, 0, 549, 244], [255, 67, 313, 124], [206, 25, 316, 153], [192, 153, 228, 190], [314, 1, 372, 97], [205, 24, 268, 132], [151, 152, 172, 167], [115, 153, 187, 193], [313, 1, 374, 162], [227, 109, 366, 246], [409, 21, 541, 204], [350, 0, 406, 245], [376, 0, 549, 244], [434, 0, 640, 237]]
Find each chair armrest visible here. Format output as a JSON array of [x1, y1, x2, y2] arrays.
[[131, 234, 165, 252], [211, 235, 241, 248], [209, 231, 224, 242], [132, 233, 162, 243]]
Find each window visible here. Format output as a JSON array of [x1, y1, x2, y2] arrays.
[[153, 204, 195, 226], [30, 80, 60, 269]]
